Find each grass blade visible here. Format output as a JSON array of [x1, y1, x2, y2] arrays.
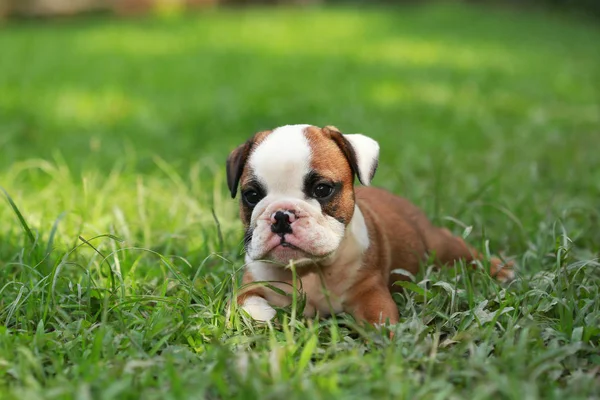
[[1, 187, 35, 245]]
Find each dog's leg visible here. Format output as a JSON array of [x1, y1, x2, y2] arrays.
[[345, 275, 399, 327], [426, 227, 514, 281], [235, 271, 277, 322]]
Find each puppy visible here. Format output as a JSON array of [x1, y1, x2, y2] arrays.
[[226, 124, 513, 326]]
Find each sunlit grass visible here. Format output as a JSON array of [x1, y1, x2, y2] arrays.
[[51, 88, 145, 126], [1, 2, 599, 398]]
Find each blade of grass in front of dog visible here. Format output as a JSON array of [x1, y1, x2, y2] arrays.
[[1, 187, 36, 246], [290, 261, 299, 333], [314, 266, 340, 344], [297, 333, 318, 374]]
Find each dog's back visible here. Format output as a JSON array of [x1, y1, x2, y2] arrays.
[[356, 186, 513, 285]]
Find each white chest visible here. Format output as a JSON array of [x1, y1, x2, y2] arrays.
[[248, 258, 362, 317]]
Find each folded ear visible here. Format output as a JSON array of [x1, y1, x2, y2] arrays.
[[343, 133, 379, 185], [226, 139, 254, 198], [324, 126, 380, 186]]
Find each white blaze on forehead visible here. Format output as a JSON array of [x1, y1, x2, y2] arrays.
[[248, 124, 312, 195]]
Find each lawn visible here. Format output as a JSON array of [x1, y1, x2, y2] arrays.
[[1, 2, 600, 398]]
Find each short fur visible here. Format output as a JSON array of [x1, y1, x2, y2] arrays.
[[227, 124, 513, 327]]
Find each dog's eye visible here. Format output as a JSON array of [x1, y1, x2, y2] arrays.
[[243, 190, 262, 206], [313, 184, 334, 199]]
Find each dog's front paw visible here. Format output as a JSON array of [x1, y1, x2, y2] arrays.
[[241, 296, 276, 322]]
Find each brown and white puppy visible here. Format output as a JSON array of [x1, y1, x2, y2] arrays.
[[227, 124, 513, 326]]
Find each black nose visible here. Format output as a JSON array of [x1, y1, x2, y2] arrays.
[[271, 211, 293, 236]]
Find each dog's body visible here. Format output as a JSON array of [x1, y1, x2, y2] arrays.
[[227, 124, 512, 326]]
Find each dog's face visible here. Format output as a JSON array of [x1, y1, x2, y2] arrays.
[[226, 125, 379, 265]]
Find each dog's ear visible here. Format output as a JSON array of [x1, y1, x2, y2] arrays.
[[324, 126, 379, 186], [226, 139, 254, 198]]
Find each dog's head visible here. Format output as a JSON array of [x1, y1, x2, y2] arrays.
[[226, 124, 379, 266]]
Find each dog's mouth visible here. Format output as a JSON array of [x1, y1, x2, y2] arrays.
[[264, 236, 336, 267], [249, 225, 340, 264], [278, 238, 301, 250], [262, 235, 311, 261], [270, 237, 306, 254]]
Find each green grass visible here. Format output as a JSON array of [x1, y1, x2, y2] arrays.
[[1, 3, 600, 398]]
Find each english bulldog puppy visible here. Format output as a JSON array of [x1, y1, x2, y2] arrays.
[[226, 124, 513, 327]]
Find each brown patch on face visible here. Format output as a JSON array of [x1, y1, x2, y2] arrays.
[[304, 126, 356, 225]]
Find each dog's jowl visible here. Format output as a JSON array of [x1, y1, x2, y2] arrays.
[[226, 124, 514, 326]]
